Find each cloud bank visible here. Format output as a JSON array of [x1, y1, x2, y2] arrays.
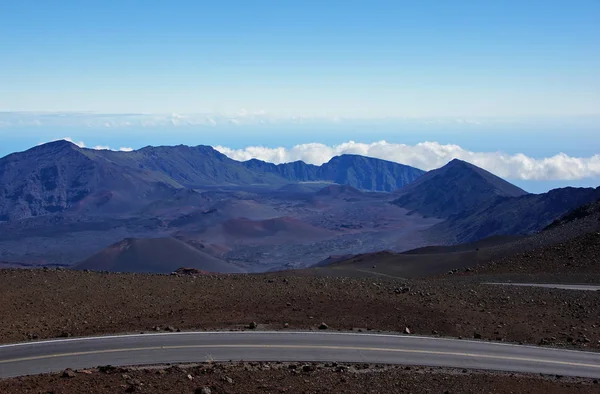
[[215, 141, 600, 181]]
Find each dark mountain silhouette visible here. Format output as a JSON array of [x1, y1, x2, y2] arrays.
[[431, 186, 600, 244], [0, 141, 424, 221], [545, 196, 600, 230], [73, 237, 245, 274], [392, 159, 528, 218]]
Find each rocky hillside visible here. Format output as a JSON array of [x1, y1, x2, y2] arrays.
[[432, 186, 600, 244], [0, 141, 179, 221], [545, 196, 600, 229]]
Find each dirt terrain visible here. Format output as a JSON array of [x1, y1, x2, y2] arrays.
[[1, 362, 598, 394], [466, 231, 600, 283], [0, 268, 598, 351], [301, 198, 600, 280]]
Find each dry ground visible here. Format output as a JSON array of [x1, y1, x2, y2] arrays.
[[0, 268, 598, 350], [467, 231, 600, 283], [1, 362, 599, 394]]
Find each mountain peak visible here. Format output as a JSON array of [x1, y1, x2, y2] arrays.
[[30, 139, 81, 153], [393, 159, 527, 218], [447, 158, 469, 166]]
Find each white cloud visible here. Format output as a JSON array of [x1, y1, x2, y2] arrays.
[[215, 141, 600, 181], [32, 138, 600, 181]]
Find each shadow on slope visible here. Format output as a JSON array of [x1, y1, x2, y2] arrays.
[[430, 187, 600, 244]]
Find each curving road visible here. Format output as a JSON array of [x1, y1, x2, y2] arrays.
[[1, 331, 599, 379]]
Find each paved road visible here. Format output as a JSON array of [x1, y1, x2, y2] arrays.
[[485, 283, 600, 291], [1, 332, 599, 379]]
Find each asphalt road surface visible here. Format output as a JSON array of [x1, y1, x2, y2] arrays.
[[485, 283, 600, 291], [1, 332, 599, 379]]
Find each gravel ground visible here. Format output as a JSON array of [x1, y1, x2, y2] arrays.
[[0, 269, 598, 350], [468, 231, 600, 282], [1, 362, 599, 394]]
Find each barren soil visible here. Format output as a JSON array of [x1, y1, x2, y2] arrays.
[[1, 362, 598, 394], [467, 231, 600, 283], [0, 269, 598, 350]]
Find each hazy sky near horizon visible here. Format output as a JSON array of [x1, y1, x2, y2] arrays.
[[1, 1, 599, 193]]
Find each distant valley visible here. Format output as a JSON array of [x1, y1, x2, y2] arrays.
[[0, 140, 598, 273]]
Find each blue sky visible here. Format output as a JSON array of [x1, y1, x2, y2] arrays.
[[0, 1, 599, 192], [2, 0, 599, 116]]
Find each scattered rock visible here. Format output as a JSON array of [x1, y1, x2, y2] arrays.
[[318, 322, 329, 330], [174, 268, 209, 276], [98, 365, 117, 374], [126, 378, 142, 386], [61, 369, 76, 378], [404, 327, 411, 335], [248, 322, 258, 329], [473, 332, 482, 339], [195, 387, 212, 394]]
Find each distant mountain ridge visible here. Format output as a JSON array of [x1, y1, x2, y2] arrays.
[[242, 154, 424, 191], [0, 140, 424, 220]]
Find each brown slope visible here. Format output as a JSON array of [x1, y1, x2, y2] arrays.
[[465, 195, 600, 280], [292, 193, 600, 280], [73, 237, 245, 274]]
